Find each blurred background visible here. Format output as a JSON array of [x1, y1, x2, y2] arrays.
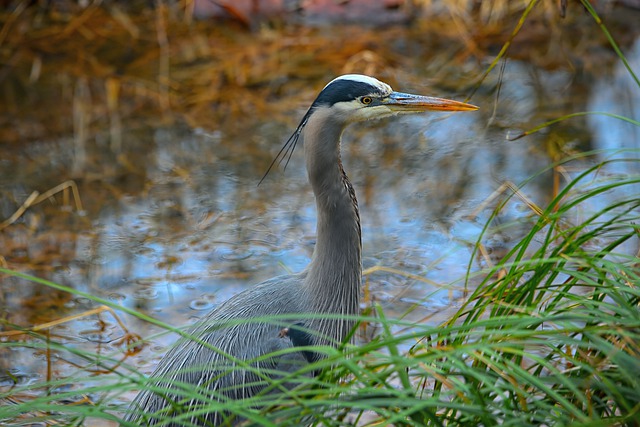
[[1, 0, 639, 416]]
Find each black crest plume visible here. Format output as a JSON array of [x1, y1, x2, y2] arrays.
[[258, 106, 314, 186]]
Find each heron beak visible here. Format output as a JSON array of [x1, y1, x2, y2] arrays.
[[384, 91, 478, 112]]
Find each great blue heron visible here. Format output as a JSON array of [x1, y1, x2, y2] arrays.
[[125, 74, 477, 426]]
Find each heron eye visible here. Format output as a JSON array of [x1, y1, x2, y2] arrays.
[[361, 96, 373, 105]]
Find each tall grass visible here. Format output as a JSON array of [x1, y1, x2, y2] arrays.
[[1, 153, 639, 426]]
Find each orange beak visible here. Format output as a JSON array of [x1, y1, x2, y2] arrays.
[[384, 92, 478, 112]]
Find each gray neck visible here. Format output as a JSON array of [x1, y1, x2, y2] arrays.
[[301, 107, 362, 344]]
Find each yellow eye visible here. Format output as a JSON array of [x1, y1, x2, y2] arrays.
[[361, 96, 373, 105]]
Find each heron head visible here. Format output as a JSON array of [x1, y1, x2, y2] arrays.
[[311, 74, 478, 124]]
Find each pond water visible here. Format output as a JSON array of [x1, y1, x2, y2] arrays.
[[0, 6, 639, 420]]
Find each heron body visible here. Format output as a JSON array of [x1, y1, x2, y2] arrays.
[[125, 75, 477, 426]]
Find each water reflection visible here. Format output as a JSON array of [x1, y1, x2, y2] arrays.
[[590, 38, 640, 157]]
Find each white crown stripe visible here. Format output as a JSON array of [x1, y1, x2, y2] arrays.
[[323, 74, 393, 95]]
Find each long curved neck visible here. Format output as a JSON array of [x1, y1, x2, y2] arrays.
[[301, 107, 362, 341]]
